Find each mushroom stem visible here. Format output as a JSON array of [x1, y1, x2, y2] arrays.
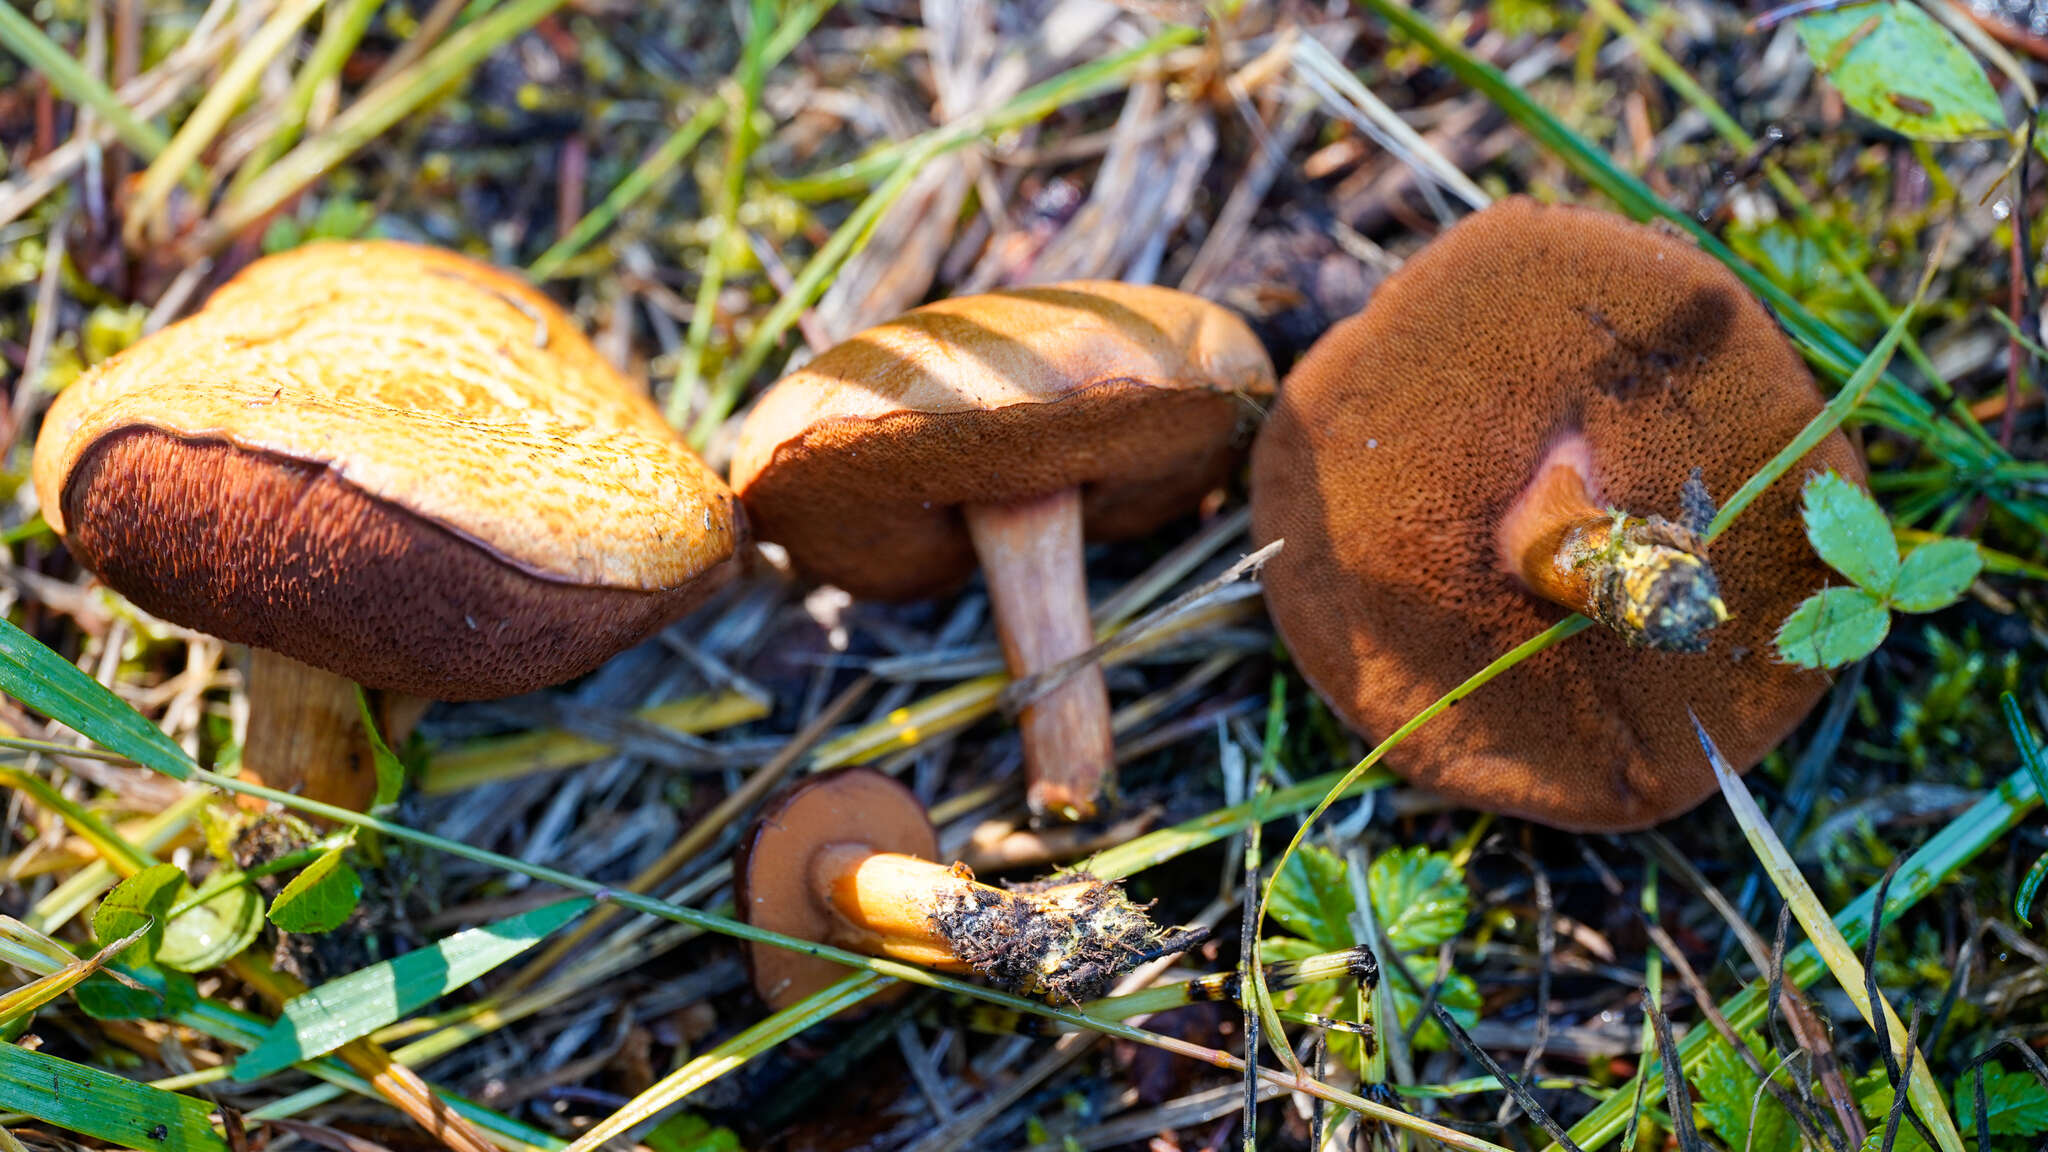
[[807, 840, 1184, 1002], [1497, 436, 1728, 651], [240, 650, 422, 815], [962, 489, 1114, 821]]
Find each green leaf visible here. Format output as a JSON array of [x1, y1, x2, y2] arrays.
[[1693, 1034, 1801, 1152], [75, 967, 197, 1021], [1384, 967, 1479, 1052], [156, 878, 264, 973], [0, 618, 195, 780], [1775, 586, 1891, 669], [0, 1041, 229, 1152], [93, 863, 185, 964], [1890, 539, 1981, 613], [1796, 1, 2005, 142], [353, 687, 405, 810], [232, 896, 590, 1080], [267, 848, 362, 934], [1956, 1066, 2048, 1136], [1801, 471, 1900, 593], [1368, 847, 1470, 954], [1267, 844, 1358, 952], [643, 1113, 742, 1152]]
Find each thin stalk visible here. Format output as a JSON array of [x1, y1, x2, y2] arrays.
[[684, 26, 1198, 446], [1584, 0, 1986, 435], [126, 0, 325, 246], [667, 0, 776, 430], [1549, 761, 2041, 1152], [225, 0, 384, 199], [0, 3, 167, 158], [524, 0, 833, 281], [198, 0, 570, 251], [1697, 719, 1963, 1152]]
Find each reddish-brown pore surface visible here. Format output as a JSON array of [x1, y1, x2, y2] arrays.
[[1251, 196, 1863, 831], [736, 768, 940, 1009], [64, 430, 732, 700]]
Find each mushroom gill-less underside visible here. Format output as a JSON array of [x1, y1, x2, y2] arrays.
[[1252, 197, 1863, 832]]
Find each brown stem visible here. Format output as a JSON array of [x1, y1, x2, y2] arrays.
[[241, 650, 422, 815], [963, 489, 1113, 821], [1496, 435, 1727, 651], [807, 840, 1181, 1002]]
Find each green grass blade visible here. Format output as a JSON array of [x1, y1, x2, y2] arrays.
[[1696, 718, 1963, 1152], [233, 897, 592, 1079], [1549, 760, 2042, 1151], [1349, 0, 1951, 435], [556, 973, 889, 1152], [0, 1042, 227, 1152], [1705, 274, 1924, 542], [201, 0, 571, 249], [0, 5, 168, 159], [0, 619, 195, 780], [225, 0, 385, 200]]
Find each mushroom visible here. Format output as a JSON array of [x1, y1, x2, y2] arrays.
[[1250, 197, 1862, 831], [33, 240, 744, 812], [737, 766, 1196, 1009], [730, 282, 1276, 821]]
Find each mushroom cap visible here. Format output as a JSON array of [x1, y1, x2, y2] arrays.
[[729, 280, 1276, 600], [32, 240, 743, 699], [736, 767, 939, 1009], [1250, 197, 1863, 832]]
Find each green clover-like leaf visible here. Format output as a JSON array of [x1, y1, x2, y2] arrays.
[[267, 847, 363, 934], [91, 862, 184, 964], [1890, 539, 1981, 613], [1776, 586, 1890, 669], [1801, 470, 1899, 593]]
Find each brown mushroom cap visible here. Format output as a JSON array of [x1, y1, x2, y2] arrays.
[[729, 280, 1276, 600], [1250, 197, 1863, 832], [736, 767, 939, 1009], [32, 240, 743, 699]]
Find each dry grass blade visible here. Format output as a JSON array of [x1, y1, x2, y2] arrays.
[[1692, 714, 1965, 1152]]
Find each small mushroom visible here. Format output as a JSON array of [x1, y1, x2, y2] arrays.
[[33, 241, 744, 811], [736, 766, 1195, 1009], [730, 282, 1276, 821], [1250, 197, 1862, 831]]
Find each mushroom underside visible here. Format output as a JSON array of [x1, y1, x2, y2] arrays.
[[736, 769, 941, 1009], [63, 428, 733, 699], [739, 383, 1254, 600]]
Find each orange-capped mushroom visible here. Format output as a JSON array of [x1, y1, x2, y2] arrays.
[[736, 767, 1197, 1010], [731, 282, 1275, 821], [1250, 197, 1863, 831], [34, 240, 744, 812]]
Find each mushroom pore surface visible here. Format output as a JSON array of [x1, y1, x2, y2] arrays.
[[33, 241, 742, 696], [737, 768, 940, 1009], [730, 280, 1275, 600], [1250, 196, 1862, 831]]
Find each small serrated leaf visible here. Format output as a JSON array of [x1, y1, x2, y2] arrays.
[[1268, 845, 1358, 952], [1797, 1, 2005, 142], [1368, 847, 1470, 954], [157, 877, 264, 973], [92, 863, 184, 964], [1955, 1066, 2048, 1136], [1890, 539, 1981, 613], [1801, 471, 1900, 593], [267, 848, 362, 934], [1775, 586, 1890, 669]]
